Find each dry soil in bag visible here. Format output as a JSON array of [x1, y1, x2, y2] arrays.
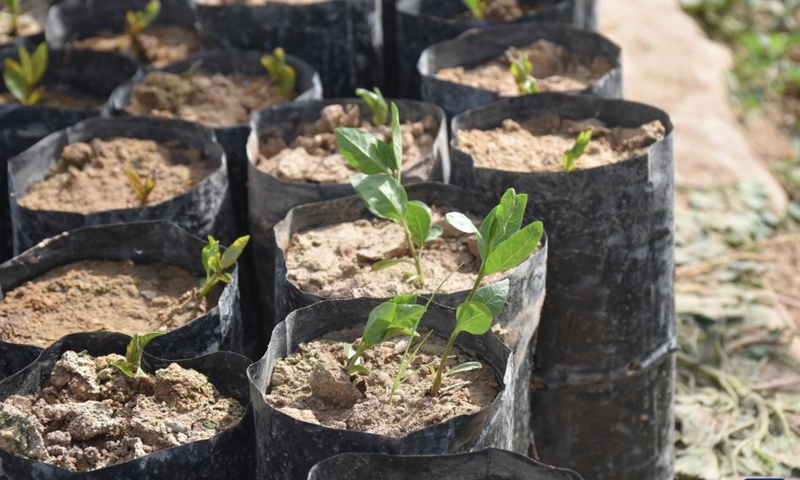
[[450, 93, 676, 480], [307, 448, 585, 480], [248, 298, 514, 480], [0, 331, 254, 480], [418, 22, 622, 118], [0, 221, 244, 381], [8, 115, 235, 255], [0, 48, 140, 263], [190, 0, 382, 97], [272, 182, 546, 454], [395, 0, 596, 98]]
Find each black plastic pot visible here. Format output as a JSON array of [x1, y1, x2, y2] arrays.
[[249, 298, 514, 480], [450, 93, 675, 480], [395, 0, 597, 98], [190, 0, 382, 98], [0, 331, 254, 480], [418, 23, 622, 118], [9, 115, 235, 255], [308, 448, 585, 480], [272, 182, 547, 453], [0, 220, 244, 381], [0, 48, 140, 263], [246, 98, 448, 347]]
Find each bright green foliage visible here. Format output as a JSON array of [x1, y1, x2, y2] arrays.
[[336, 103, 441, 288], [197, 235, 249, 299], [562, 129, 592, 173], [462, 0, 487, 20], [355, 87, 389, 126], [261, 48, 296, 96], [125, 168, 156, 205], [125, 0, 160, 62], [5, 0, 20, 36], [111, 332, 165, 379], [3, 42, 47, 106], [510, 53, 539, 95]]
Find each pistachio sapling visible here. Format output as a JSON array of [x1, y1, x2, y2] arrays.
[[125, 0, 161, 63], [336, 103, 442, 288], [197, 235, 249, 300], [3, 42, 47, 106], [261, 47, 296, 96], [355, 86, 388, 127], [510, 52, 540, 95], [111, 332, 165, 379], [562, 129, 592, 173], [125, 168, 157, 205], [462, 0, 487, 20], [4, 0, 19, 36]]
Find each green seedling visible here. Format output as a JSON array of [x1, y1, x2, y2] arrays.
[[562, 129, 592, 173], [429, 188, 544, 395], [509, 52, 539, 95], [462, 0, 487, 20], [336, 103, 442, 288], [4, 0, 20, 36], [125, 168, 157, 205], [111, 332, 165, 379], [125, 0, 160, 63], [261, 47, 296, 96], [3, 42, 47, 106], [197, 235, 249, 300], [355, 86, 388, 127]]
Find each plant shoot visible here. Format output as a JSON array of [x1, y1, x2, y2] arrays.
[[355, 86, 388, 127], [261, 47, 296, 96], [510, 52, 540, 95], [125, 168, 157, 205], [4, 0, 19, 36], [562, 129, 592, 173], [198, 235, 249, 300], [3, 42, 47, 106], [125, 0, 161, 63], [111, 332, 165, 379], [462, 0, 487, 20]]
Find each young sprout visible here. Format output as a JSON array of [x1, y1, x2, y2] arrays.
[[429, 189, 544, 396], [4, 0, 19, 36], [462, 0, 487, 20], [111, 332, 165, 379], [197, 235, 250, 300], [336, 103, 442, 288], [355, 86, 388, 127], [562, 129, 592, 173], [261, 47, 296, 96], [510, 52, 540, 95], [125, 168, 157, 205], [125, 0, 161, 63], [3, 42, 47, 106]]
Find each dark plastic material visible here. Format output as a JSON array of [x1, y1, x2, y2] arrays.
[[190, 0, 382, 97], [249, 298, 514, 480], [0, 48, 140, 263], [0, 220, 244, 380], [272, 182, 547, 453], [0, 331, 255, 480], [9, 115, 235, 255], [308, 448, 585, 480], [418, 23, 622, 118], [450, 93, 675, 480], [395, 0, 597, 98], [246, 98, 448, 346]]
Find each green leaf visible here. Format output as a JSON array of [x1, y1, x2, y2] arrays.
[[390, 295, 418, 305], [444, 361, 483, 377], [355, 87, 388, 126], [478, 189, 528, 258], [221, 235, 250, 269], [405, 200, 432, 248], [112, 332, 164, 379], [371, 258, 404, 271], [390, 103, 403, 173], [462, 0, 485, 19], [445, 212, 478, 234], [7, 0, 20, 15], [472, 279, 509, 318], [563, 129, 592, 173], [17, 45, 33, 84], [362, 299, 426, 347], [454, 301, 493, 336], [347, 364, 370, 376], [3, 59, 27, 103], [426, 225, 443, 243], [336, 128, 392, 175], [483, 221, 543, 275], [343, 343, 357, 360], [350, 173, 407, 223], [143, 0, 161, 26], [201, 236, 220, 280], [110, 360, 137, 378]]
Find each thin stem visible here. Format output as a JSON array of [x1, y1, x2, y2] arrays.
[[196, 278, 216, 300], [430, 332, 457, 396], [346, 343, 367, 371], [401, 222, 424, 287], [466, 262, 486, 302]]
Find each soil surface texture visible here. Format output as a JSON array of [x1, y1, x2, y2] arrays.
[[0, 260, 220, 348], [0, 350, 243, 471], [67, 26, 200, 69], [0, 90, 102, 109], [265, 327, 499, 436], [284, 208, 508, 298], [127, 70, 295, 128], [456, 114, 666, 173], [257, 104, 438, 184], [18, 137, 213, 213], [435, 40, 612, 96]]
